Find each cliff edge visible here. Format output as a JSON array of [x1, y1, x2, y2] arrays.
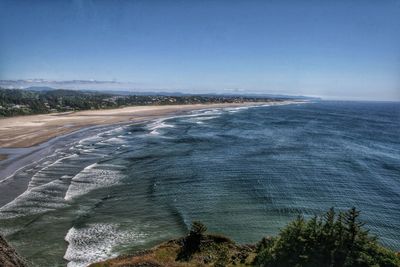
[[0, 235, 27, 267]]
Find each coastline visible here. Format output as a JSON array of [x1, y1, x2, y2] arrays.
[[0, 103, 271, 149], [1, 101, 399, 267], [0, 101, 288, 207]]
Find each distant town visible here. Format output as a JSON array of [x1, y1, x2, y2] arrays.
[[0, 87, 285, 117]]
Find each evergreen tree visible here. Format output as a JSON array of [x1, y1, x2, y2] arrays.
[[177, 221, 207, 261], [253, 208, 400, 267]]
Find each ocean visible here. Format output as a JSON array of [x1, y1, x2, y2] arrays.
[[0, 101, 399, 267]]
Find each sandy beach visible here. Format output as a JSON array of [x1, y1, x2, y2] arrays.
[[0, 103, 262, 149], [0, 101, 294, 205], [0, 102, 271, 205]]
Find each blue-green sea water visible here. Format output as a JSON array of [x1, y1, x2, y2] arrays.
[[0, 101, 399, 267]]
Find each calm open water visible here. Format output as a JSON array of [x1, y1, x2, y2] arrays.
[[0, 101, 399, 267]]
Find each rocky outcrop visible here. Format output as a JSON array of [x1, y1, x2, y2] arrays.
[[0, 235, 27, 267]]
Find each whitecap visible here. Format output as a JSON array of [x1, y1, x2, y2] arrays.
[[27, 154, 78, 189], [64, 163, 124, 201], [102, 137, 126, 145], [64, 223, 146, 267], [147, 119, 175, 131], [182, 115, 220, 124], [0, 177, 72, 219]]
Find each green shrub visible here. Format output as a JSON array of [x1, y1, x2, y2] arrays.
[[215, 246, 229, 267], [253, 208, 400, 267]]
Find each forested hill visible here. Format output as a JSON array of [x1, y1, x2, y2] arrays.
[[0, 88, 282, 117]]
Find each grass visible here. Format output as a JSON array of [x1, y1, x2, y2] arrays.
[[89, 235, 256, 267]]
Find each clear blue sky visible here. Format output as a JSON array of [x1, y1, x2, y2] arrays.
[[0, 0, 399, 100]]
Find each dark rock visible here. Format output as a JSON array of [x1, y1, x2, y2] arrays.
[[0, 235, 27, 267]]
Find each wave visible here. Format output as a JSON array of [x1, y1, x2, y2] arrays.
[[64, 163, 124, 201], [146, 118, 175, 135], [27, 153, 78, 189], [0, 177, 71, 219], [64, 223, 146, 267], [223, 106, 250, 113], [2, 101, 399, 266], [77, 135, 103, 146]]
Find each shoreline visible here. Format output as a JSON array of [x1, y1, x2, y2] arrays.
[[0, 101, 290, 206], [0, 123, 134, 206], [2, 101, 399, 267], [0, 102, 272, 149]]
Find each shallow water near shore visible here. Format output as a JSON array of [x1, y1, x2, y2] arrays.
[[0, 101, 399, 267]]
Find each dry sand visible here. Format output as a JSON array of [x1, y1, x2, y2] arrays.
[[0, 103, 262, 149]]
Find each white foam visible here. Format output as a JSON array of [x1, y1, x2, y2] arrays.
[[101, 126, 125, 136], [27, 154, 78, 189], [148, 120, 174, 130], [182, 115, 220, 124], [77, 126, 125, 146], [64, 223, 146, 267], [78, 135, 103, 145], [103, 137, 126, 144], [0, 178, 71, 219], [150, 129, 160, 135], [64, 163, 123, 201], [138, 108, 225, 133], [224, 106, 250, 113], [144, 118, 176, 136]]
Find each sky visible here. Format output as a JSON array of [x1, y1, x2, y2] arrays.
[[0, 0, 399, 100]]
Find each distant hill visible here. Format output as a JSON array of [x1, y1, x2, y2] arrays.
[[21, 85, 319, 100], [25, 86, 55, 92]]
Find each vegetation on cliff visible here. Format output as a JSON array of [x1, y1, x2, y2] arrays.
[[91, 208, 400, 267], [254, 208, 400, 267]]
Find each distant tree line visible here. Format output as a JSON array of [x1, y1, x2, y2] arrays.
[[0, 88, 280, 117]]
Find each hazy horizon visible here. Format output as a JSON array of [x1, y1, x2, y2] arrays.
[[1, 0, 400, 101]]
